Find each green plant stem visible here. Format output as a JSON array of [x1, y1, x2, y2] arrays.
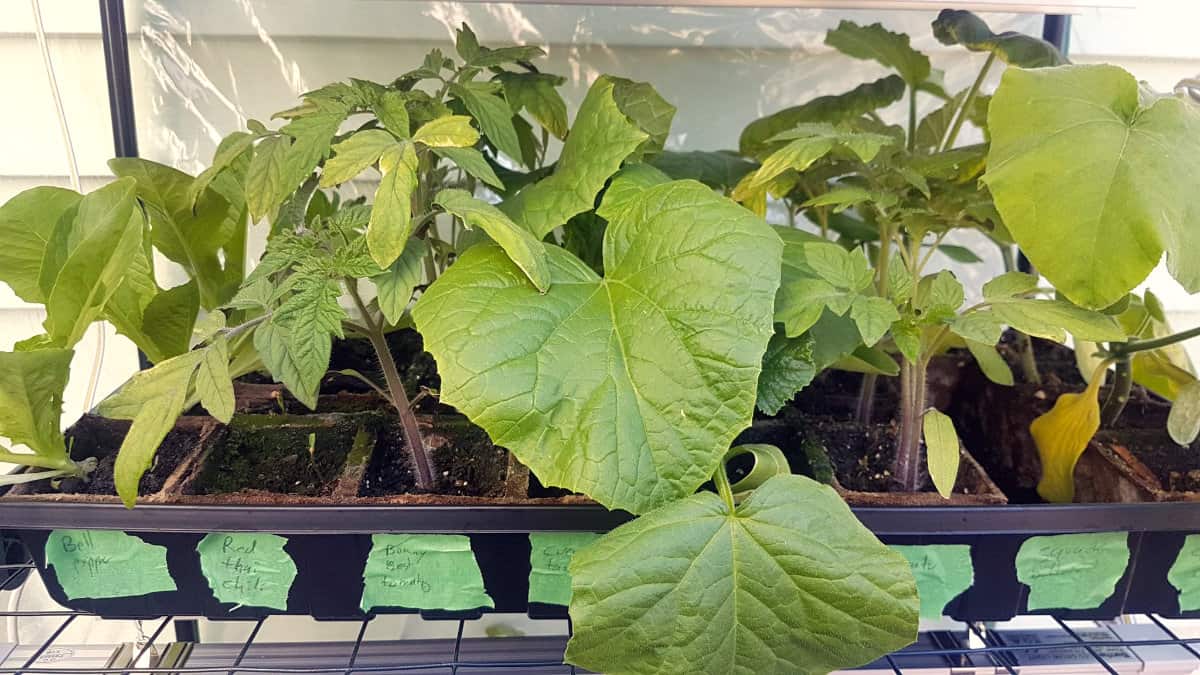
[[0, 450, 79, 473], [713, 460, 736, 512], [894, 230, 930, 492], [221, 314, 269, 343], [1100, 354, 1133, 427], [345, 280, 434, 490], [907, 87, 918, 152], [996, 244, 1041, 384], [893, 358, 928, 492], [1109, 325, 1200, 356], [941, 52, 996, 152], [857, 221, 896, 426]]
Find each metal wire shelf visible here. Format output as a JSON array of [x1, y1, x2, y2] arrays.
[[8, 558, 1200, 674]]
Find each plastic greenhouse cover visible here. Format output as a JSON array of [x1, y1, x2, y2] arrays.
[[125, 0, 1040, 290]]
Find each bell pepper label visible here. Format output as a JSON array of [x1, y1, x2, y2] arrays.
[[892, 544, 973, 618], [45, 530, 176, 600], [360, 534, 494, 612], [528, 532, 600, 606], [1015, 532, 1129, 611], [198, 533, 297, 610], [1167, 534, 1200, 611]]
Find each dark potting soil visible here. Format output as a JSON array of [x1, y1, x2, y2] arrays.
[[324, 328, 447, 413], [20, 415, 204, 498], [359, 415, 509, 498], [792, 413, 977, 494], [201, 329, 446, 417], [1098, 428, 1200, 493], [732, 417, 835, 485], [786, 369, 873, 420], [194, 414, 379, 497]]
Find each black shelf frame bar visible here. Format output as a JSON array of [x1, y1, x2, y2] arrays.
[[7, 500, 1200, 535]]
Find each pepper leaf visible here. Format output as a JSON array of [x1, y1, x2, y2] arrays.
[[965, 339, 1014, 387], [449, 82, 523, 164], [0, 187, 81, 303], [650, 150, 757, 192], [0, 348, 73, 460], [565, 474, 918, 675], [42, 179, 146, 348], [497, 72, 569, 140], [414, 181, 781, 514], [433, 147, 505, 190], [990, 298, 1124, 343], [98, 350, 205, 507]]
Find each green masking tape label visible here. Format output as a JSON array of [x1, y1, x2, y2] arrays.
[[45, 530, 176, 600], [198, 533, 297, 610], [892, 544, 973, 619], [1015, 532, 1130, 611], [1167, 535, 1200, 611], [528, 532, 600, 606], [360, 534, 494, 612]]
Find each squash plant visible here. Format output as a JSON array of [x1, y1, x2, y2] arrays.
[[984, 62, 1200, 501], [732, 11, 1124, 494]]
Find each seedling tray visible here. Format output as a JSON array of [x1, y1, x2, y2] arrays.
[[4, 501, 1200, 622]]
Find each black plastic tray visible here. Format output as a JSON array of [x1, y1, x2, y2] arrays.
[[4, 502, 1199, 622]]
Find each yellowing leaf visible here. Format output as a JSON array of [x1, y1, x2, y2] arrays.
[[1032, 362, 1108, 503], [1168, 380, 1200, 446], [412, 115, 479, 148], [922, 409, 959, 499], [367, 142, 420, 268]]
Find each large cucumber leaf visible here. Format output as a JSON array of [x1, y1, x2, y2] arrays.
[[565, 474, 918, 674], [414, 181, 781, 514], [985, 65, 1200, 309]]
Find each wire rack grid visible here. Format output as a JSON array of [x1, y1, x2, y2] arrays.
[[9, 558, 1200, 674]]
